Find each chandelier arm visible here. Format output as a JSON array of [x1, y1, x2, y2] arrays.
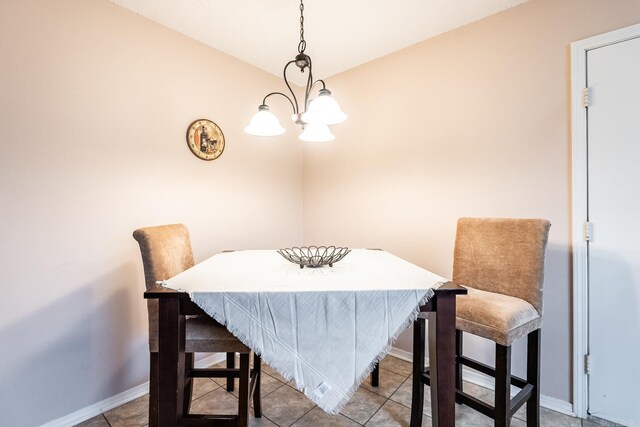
[[305, 78, 327, 109], [314, 79, 327, 90], [304, 65, 314, 111], [302, 55, 315, 110], [262, 92, 297, 116], [283, 60, 301, 114]]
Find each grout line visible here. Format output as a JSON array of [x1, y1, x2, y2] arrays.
[[262, 415, 278, 425], [340, 412, 366, 426], [253, 374, 287, 400], [378, 362, 413, 378], [288, 403, 317, 426], [364, 397, 389, 426], [361, 386, 389, 400], [364, 395, 390, 426], [388, 378, 414, 412]]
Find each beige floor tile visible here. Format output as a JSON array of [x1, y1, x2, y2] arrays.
[[210, 359, 227, 369], [340, 387, 386, 424], [73, 414, 110, 427], [212, 374, 235, 389], [261, 362, 292, 384], [583, 417, 626, 427], [214, 372, 286, 399], [104, 394, 149, 427], [365, 400, 431, 427], [360, 368, 406, 398], [258, 373, 287, 397], [454, 403, 496, 427], [250, 415, 279, 426], [460, 381, 580, 427], [451, 381, 577, 427], [191, 377, 220, 400], [455, 405, 527, 427], [260, 385, 315, 427], [190, 386, 240, 416], [379, 356, 413, 378], [460, 381, 493, 405], [293, 406, 361, 426], [533, 407, 582, 427], [389, 378, 432, 417]]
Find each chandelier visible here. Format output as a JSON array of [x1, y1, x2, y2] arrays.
[[244, 0, 347, 142]]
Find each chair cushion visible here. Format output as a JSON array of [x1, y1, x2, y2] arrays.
[[149, 315, 250, 353], [456, 286, 541, 346]]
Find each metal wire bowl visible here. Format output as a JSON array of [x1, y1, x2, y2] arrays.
[[277, 246, 351, 268]]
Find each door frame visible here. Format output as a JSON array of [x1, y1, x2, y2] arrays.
[[570, 22, 640, 420]]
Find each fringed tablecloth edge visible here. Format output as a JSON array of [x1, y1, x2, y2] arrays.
[[158, 280, 443, 414]]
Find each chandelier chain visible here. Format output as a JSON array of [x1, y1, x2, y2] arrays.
[[298, 0, 306, 53]]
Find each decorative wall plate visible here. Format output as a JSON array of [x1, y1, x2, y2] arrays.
[[186, 119, 225, 160]]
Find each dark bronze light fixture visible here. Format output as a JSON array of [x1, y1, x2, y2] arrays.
[[244, 0, 347, 142]]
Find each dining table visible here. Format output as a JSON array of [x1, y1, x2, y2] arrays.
[[144, 248, 466, 427]]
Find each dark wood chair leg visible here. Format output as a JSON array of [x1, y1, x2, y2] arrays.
[[495, 344, 512, 427], [183, 352, 194, 415], [149, 352, 159, 427], [526, 330, 541, 427], [410, 317, 426, 427], [371, 363, 380, 387], [227, 352, 236, 391], [455, 330, 463, 404], [252, 353, 262, 417], [238, 353, 250, 427]]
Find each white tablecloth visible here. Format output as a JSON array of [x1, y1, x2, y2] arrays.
[[162, 249, 445, 413]]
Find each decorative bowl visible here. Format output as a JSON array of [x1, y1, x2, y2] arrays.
[[277, 246, 351, 269]]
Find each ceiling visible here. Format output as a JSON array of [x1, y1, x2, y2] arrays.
[[110, 0, 527, 85]]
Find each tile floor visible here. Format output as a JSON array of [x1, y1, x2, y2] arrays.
[[75, 355, 595, 427]]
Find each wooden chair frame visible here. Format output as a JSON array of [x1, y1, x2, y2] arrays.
[[148, 298, 262, 427], [416, 328, 541, 427]]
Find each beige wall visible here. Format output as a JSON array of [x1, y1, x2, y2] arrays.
[[303, 0, 640, 403], [0, 1, 302, 425], [4, 0, 640, 423]]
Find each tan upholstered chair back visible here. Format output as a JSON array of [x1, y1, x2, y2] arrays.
[[452, 218, 551, 314], [133, 223, 195, 288], [133, 224, 195, 349]]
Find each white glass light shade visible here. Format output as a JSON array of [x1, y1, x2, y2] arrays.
[[244, 105, 286, 136], [299, 123, 335, 142], [301, 89, 347, 125]]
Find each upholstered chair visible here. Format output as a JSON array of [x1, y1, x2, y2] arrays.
[[133, 224, 261, 426], [413, 218, 550, 427]]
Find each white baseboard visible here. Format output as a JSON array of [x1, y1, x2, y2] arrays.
[[40, 383, 150, 427], [387, 347, 575, 418], [44, 347, 575, 426], [41, 353, 225, 427], [388, 346, 413, 362]]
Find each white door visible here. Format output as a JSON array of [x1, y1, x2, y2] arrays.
[[587, 35, 640, 425]]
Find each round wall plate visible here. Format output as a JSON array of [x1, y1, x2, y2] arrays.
[[186, 119, 225, 161]]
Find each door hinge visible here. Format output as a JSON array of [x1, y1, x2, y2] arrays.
[[584, 221, 593, 242], [582, 87, 591, 108], [585, 354, 592, 375]]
